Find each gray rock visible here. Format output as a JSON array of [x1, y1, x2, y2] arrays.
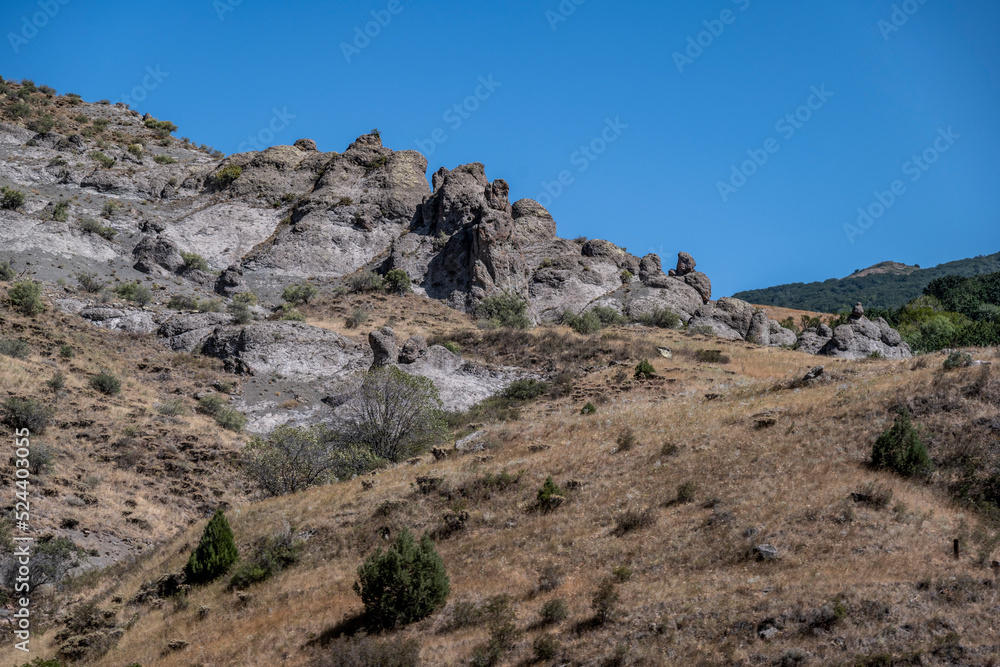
[[795, 329, 831, 355], [753, 544, 779, 561], [682, 271, 712, 303], [133, 236, 185, 275], [676, 251, 697, 276], [801, 366, 825, 383], [215, 264, 246, 297], [293, 138, 318, 151], [399, 335, 428, 364], [746, 310, 770, 345], [369, 326, 399, 367], [688, 297, 758, 339], [158, 313, 233, 352], [80, 307, 158, 334], [851, 302, 865, 319], [815, 316, 912, 360], [767, 320, 798, 347]]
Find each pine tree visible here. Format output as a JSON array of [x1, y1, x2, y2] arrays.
[[185, 508, 239, 584], [354, 528, 449, 628], [871, 408, 933, 478]]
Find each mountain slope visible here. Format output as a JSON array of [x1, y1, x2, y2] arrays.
[[733, 251, 1000, 313]]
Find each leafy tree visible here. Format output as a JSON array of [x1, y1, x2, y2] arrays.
[[185, 509, 239, 584], [476, 294, 532, 329], [8, 280, 45, 316], [384, 269, 412, 295], [336, 366, 445, 462], [282, 282, 319, 305], [354, 528, 449, 629]]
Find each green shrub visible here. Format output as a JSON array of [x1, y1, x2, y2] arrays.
[[59, 344, 74, 359], [156, 399, 188, 416], [143, 117, 177, 133], [943, 351, 973, 370], [0, 259, 15, 281], [676, 481, 698, 503], [580, 402, 597, 415], [228, 300, 253, 324], [0, 338, 30, 359], [76, 272, 105, 293], [1, 186, 26, 210], [695, 349, 730, 364], [616, 428, 637, 452], [345, 308, 368, 329], [279, 304, 305, 321], [282, 282, 319, 305], [591, 578, 620, 624], [469, 595, 519, 667], [538, 598, 568, 625], [502, 379, 548, 401], [48, 200, 69, 222], [634, 359, 655, 379], [27, 443, 54, 475], [8, 280, 45, 316], [101, 200, 121, 218], [181, 252, 209, 272], [153, 154, 177, 165], [46, 372, 65, 391], [90, 371, 121, 396], [354, 528, 449, 629], [114, 281, 151, 305], [229, 530, 301, 590], [537, 476, 564, 512], [5, 101, 31, 119], [1, 397, 54, 434], [613, 508, 655, 536], [197, 393, 227, 416], [442, 341, 461, 355], [620, 269, 634, 284], [214, 406, 247, 433], [196, 298, 223, 313], [167, 295, 198, 310], [384, 269, 412, 295], [871, 408, 932, 478], [28, 114, 55, 135], [185, 509, 238, 585], [532, 634, 561, 662], [563, 310, 603, 335], [126, 143, 142, 157], [476, 294, 532, 329], [79, 217, 117, 241], [213, 164, 242, 188], [347, 271, 385, 293], [89, 150, 115, 169], [637, 308, 681, 329]]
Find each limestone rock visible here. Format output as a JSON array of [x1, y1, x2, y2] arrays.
[[368, 326, 399, 367], [683, 271, 712, 303], [133, 236, 185, 275], [215, 264, 246, 297], [399, 335, 428, 364]]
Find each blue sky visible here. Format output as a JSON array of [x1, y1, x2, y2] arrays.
[[3, 0, 998, 297]]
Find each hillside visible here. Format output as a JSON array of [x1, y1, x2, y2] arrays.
[[733, 252, 1000, 313]]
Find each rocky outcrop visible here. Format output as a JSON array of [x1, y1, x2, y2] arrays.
[[792, 307, 911, 360], [369, 326, 400, 367], [215, 264, 246, 297], [158, 313, 233, 352], [400, 335, 428, 364], [133, 236, 185, 275]]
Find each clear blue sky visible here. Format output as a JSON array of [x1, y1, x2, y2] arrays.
[[3, 0, 999, 297]]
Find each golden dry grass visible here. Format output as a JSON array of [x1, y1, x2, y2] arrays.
[[20, 319, 1000, 666]]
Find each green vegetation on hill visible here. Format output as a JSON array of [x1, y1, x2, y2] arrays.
[[733, 251, 1000, 313]]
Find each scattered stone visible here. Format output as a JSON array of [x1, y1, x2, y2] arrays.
[[801, 366, 825, 384], [753, 544, 779, 561], [455, 429, 487, 452], [166, 640, 189, 652], [656, 346, 672, 359]]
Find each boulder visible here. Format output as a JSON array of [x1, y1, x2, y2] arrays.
[[369, 326, 399, 367], [746, 311, 771, 346], [133, 236, 185, 275], [79, 307, 158, 335], [688, 297, 758, 339], [676, 252, 697, 276], [399, 335, 428, 364], [215, 264, 246, 297], [768, 320, 798, 348], [683, 271, 712, 303], [293, 138, 318, 151], [158, 313, 233, 352], [799, 309, 912, 360]]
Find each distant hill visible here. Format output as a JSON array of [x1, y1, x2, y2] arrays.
[[732, 251, 1000, 313]]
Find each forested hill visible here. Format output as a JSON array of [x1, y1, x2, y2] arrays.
[[732, 251, 1000, 313]]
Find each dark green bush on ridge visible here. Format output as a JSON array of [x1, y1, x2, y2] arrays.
[[384, 269, 412, 295], [354, 528, 449, 629], [871, 408, 932, 478], [476, 293, 532, 329], [8, 280, 45, 316], [185, 508, 238, 584]]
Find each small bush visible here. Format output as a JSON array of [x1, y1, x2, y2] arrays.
[[1, 186, 26, 210], [27, 443, 54, 475], [476, 294, 532, 330], [347, 271, 385, 293], [871, 408, 932, 478], [46, 372, 65, 391], [50, 200, 69, 222], [101, 200, 121, 218], [282, 282, 319, 305], [634, 359, 655, 379], [214, 406, 247, 432], [616, 428, 637, 452], [76, 272, 105, 293], [114, 281, 151, 306], [563, 310, 603, 335], [59, 344, 74, 359], [143, 117, 177, 133], [8, 280, 45, 316], [580, 402, 597, 415], [537, 476, 565, 512], [79, 217, 116, 241], [5, 101, 31, 119], [695, 349, 730, 364], [89, 371, 121, 396], [613, 508, 655, 536], [502, 379, 548, 401], [943, 351, 973, 370], [197, 393, 227, 416], [637, 308, 681, 329], [89, 150, 115, 169], [533, 634, 560, 662], [442, 341, 461, 355], [185, 509, 238, 585], [153, 154, 177, 165], [384, 269, 412, 295], [0, 260, 15, 281], [1, 397, 54, 434], [676, 481, 697, 504], [156, 399, 188, 416], [354, 528, 449, 629], [213, 164, 242, 188], [591, 579, 620, 625], [197, 298, 223, 313], [228, 300, 253, 324], [538, 598, 568, 625], [0, 338, 30, 359], [229, 529, 301, 590], [126, 143, 142, 157], [167, 295, 198, 310], [181, 252, 209, 272], [279, 304, 305, 321], [345, 308, 368, 329], [852, 481, 894, 509]]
